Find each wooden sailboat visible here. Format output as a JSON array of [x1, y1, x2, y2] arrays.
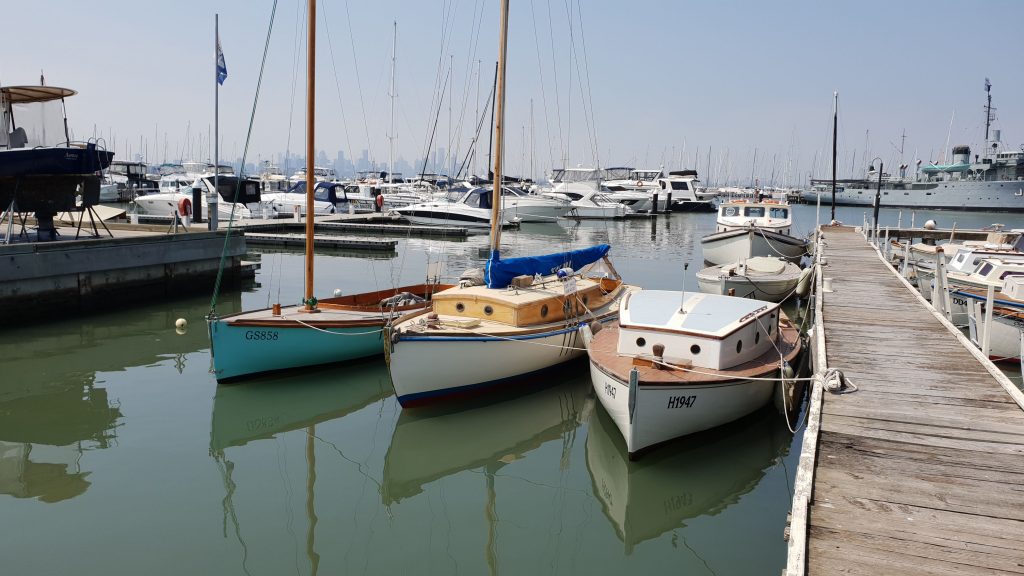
[[206, 0, 448, 383], [385, 0, 635, 407]]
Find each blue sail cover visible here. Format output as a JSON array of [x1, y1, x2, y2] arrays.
[[484, 244, 611, 288]]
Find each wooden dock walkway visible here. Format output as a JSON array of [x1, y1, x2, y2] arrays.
[[787, 226, 1024, 576]]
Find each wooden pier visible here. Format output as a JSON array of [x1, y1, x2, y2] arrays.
[[787, 226, 1024, 576]]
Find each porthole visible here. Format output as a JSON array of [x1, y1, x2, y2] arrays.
[[582, 295, 589, 306], [755, 331, 761, 344], [736, 339, 743, 353], [484, 305, 494, 316], [540, 304, 549, 317], [690, 344, 701, 355], [768, 324, 773, 334], [455, 302, 465, 313], [636, 337, 646, 347]]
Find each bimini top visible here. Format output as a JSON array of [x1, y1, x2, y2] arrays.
[[621, 290, 777, 338], [1, 86, 77, 104]]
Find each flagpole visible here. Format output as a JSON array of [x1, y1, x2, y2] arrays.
[[212, 13, 220, 231]]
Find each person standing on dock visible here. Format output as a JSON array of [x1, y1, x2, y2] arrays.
[[374, 192, 384, 213]]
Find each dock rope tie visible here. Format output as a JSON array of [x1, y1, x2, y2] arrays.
[[820, 367, 857, 394]]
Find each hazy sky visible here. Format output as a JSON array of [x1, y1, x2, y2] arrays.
[[4, 0, 1022, 184]]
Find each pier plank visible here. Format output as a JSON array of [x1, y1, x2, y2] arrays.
[[790, 226, 1024, 576]]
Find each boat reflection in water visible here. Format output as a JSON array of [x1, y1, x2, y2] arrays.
[[586, 404, 790, 554], [0, 294, 237, 504], [382, 379, 591, 505], [209, 361, 392, 453]]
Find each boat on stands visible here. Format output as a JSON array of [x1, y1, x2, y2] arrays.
[[696, 256, 806, 302], [1, 84, 114, 240], [387, 1, 636, 407], [700, 199, 808, 265], [581, 290, 801, 457], [207, 0, 450, 383]]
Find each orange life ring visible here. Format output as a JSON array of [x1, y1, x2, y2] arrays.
[[178, 197, 192, 217]]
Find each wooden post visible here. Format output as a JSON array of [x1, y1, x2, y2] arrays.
[[982, 284, 994, 358]]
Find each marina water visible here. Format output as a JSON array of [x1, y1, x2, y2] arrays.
[[1, 204, 1019, 575]]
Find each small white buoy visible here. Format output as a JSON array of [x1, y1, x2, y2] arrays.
[[333, 288, 343, 297], [795, 267, 813, 297], [823, 277, 834, 293], [176, 318, 187, 330], [923, 219, 936, 230]]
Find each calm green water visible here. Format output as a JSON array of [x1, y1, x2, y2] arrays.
[[0, 203, 1016, 575]]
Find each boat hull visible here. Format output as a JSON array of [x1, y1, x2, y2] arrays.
[[695, 275, 800, 303], [701, 228, 807, 265], [588, 359, 777, 455], [800, 181, 1024, 212], [387, 324, 589, 406], [208, 313, 386, 382], [0, 146, 114, 177]]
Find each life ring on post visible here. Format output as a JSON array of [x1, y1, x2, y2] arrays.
[[636, 180, 643, 187], [178, 197, 192, 218]]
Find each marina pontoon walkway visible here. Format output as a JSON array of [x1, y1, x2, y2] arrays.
[[788, 226, 1024, 575]]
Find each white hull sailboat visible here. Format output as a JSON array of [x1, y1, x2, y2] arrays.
[[581, 290, 801, 457], [386, 0, 637, 407]]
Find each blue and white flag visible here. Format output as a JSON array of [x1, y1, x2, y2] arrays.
[[216, 33, 228, 85]]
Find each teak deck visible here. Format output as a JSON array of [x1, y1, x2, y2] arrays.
[[790, 226, 1024, 576]]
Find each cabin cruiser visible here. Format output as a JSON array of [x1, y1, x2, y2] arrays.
[[498, 185, 571, 222], [289, 165, 336, 184], [260, 180, 335, 217], [581, 290, 801, 457], [658, 170, 715, 212], [700, 199, 808, 265], [132, 174, 263, 221], [259, 161, 289, 191], [394, 187, 517, 228]]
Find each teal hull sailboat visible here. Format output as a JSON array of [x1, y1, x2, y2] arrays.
[[206, 1, 445, 383]]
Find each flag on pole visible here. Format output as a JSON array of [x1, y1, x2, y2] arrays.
[[216, 33, 228, 85]]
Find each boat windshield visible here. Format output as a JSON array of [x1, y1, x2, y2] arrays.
[[561, 169, 601, 183], [632, 170, 662, 181], [769, 207, 788, 218], [745, 207, 765, 217], [603, 167, 632, 180]]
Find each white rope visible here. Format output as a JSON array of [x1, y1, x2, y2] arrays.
[[820, 367, 857, 394], [288, 316, 385, 336]]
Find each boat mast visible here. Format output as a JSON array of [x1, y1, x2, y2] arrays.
[[213, 13, 220, 231], [388, 21, 396, 185], [304, 0, 317, 311], [486, 61, 497, 181], [830, 91, 838, 223], [489, 0, 509, 256], [984, 78, 993, 151]]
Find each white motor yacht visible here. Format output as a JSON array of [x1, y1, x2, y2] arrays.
[[132, 174, 262, 221], [260, 180, 335, 217], [395, 187, 516, 228]]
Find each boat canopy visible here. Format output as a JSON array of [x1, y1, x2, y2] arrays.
[[485, 244, 611, 288], [920, 162, 969, 173], [0, 86, 76, 104]]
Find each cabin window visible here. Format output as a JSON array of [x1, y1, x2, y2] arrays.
[[636, 337, 646, 347], [736, 339, 743, 353], [755, 331, 761, 344], [484, 305, 494, 316], [455, 302, 465, 313], [670, 181, 689, 190], [977, 263, 993, 277], [690, 344, 701, 355], [744, 207, 765, 217], [582, 295, 589, 306], [769, 207, 788, 219], [723, 206, 739, 217], [540, 304, 549, 318], [1000, 271, 1024, 280]]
